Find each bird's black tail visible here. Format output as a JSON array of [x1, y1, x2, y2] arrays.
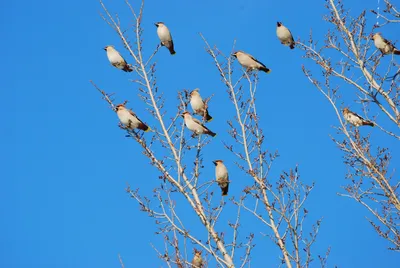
[[290, 43, 295, 49], [221, 185, 229, 196], [363, 121, 375, 127], [205, 110, 213, 122], [207, 130, 217, 137], [139, 123, 151, 132], [167, 41, 176, 55], [394, 49, 400, 55], [123, 64, 133, 72], [260, 66, 271, 73]]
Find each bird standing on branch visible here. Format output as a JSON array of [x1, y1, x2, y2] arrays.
[[213, 160, 229, 196], [342, 108, 375, 127], [191, 250, 203, 268], [276, 22, 295, 49], [155, 22, 176, 55], [116, 104, 150, 132], [232, 51, 271, 73], [104, 46, 133, 72], [372, 33, 400, 56], [182, 112, 216, 137], [190, 89, 213, 122]]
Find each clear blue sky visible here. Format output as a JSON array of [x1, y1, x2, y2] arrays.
[[2, 0, 399, 267]]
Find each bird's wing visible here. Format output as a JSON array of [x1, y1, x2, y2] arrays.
[[129, 109, 149, 130], [383, 37, 395, 48], [121, 55, 129, 64], [288, 29, 295, 42], [350, 111, 366, 121], [128, 109, 143, 123], [192, 117, 203, 126], [247, 53, 267, 68]]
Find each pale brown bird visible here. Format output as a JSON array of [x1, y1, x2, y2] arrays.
[[342, 108, 374, 127], [155, 22, 176, 55], [213, 160, 229, 196], [104, 46, 133, 72], [372, 33, 400, 56], [276, 22, 295, 49], [191, 250, 203, 268], [182, 112, 216, 137], [232, 51, 270, 73], [115, 104, 150, 131], [190, 89, 213, 122]]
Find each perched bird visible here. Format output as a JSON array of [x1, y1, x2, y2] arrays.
[[213, 160, 229, 196], [232, 51, 270, 73], [190, 89, 213, 122], [182, 112, 216, 137], [155, 22, 176, 55], [115, 104, 150, 131], [276, 22, 295, 49], [372, 33, 400, 56], [191, 250, 203, 268], [104, 46, 133, 72], [342, 108, 375, 127]]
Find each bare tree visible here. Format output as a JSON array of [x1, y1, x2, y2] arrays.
[[201, 36, 326, 267], [93, 0, 324, 266], [300, 0, 400, 251]]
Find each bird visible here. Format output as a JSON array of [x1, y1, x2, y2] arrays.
[[155, 22, 176, 55], [190, 89, 213, 122], [372, 33, 400, 56], [342, 108, 375, 127], [104, 46, 133, 72], [232, 51, 270, 73], [182, 112, 216, 137], [213, 160, 229, 196], [191, 250, 203, 268], [115, 104, 150, 131], [276, 22, 295, 49]]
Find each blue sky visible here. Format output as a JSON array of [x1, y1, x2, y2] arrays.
[[2, 0, 399, 267]]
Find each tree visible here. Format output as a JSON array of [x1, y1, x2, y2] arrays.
[[92, 0, 399, 266], [93, 0, 325, 267], [300, 0, 400, 251]]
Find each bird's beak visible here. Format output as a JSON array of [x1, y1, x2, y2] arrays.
[[103, 47, 107, 51], [154, 23, 158, 27], [181, 114, 185, 118], [212, 161, 217, 166], [231, 54, 237, 58]]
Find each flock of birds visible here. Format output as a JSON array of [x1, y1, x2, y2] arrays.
[[103, 21, 399, 267]]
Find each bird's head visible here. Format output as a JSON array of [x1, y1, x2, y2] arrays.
[[232, 51, 239, 58], [342, 107, 349, 114], [193, 248, 202, 256], [277, 21, 282, 27], [104, 45, 114, 51], [115, 104, 126, 111], [190, 88, 200, 96], [154, 22, 164, 27], [212, 160, 223, 166], [181, 111, 190, 118], [371, 32, 381, 40]]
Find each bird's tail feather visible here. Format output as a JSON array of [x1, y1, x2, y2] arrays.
[[363, 121, 375, 127], [208, 131, 217, 137], [205, 112, 213, 122], [139, 123, 151, 132], [260, 66, 271, 73], [123, 64, 133, 72], [221, 186, 229, 196], [394, 49, 400, 55]]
